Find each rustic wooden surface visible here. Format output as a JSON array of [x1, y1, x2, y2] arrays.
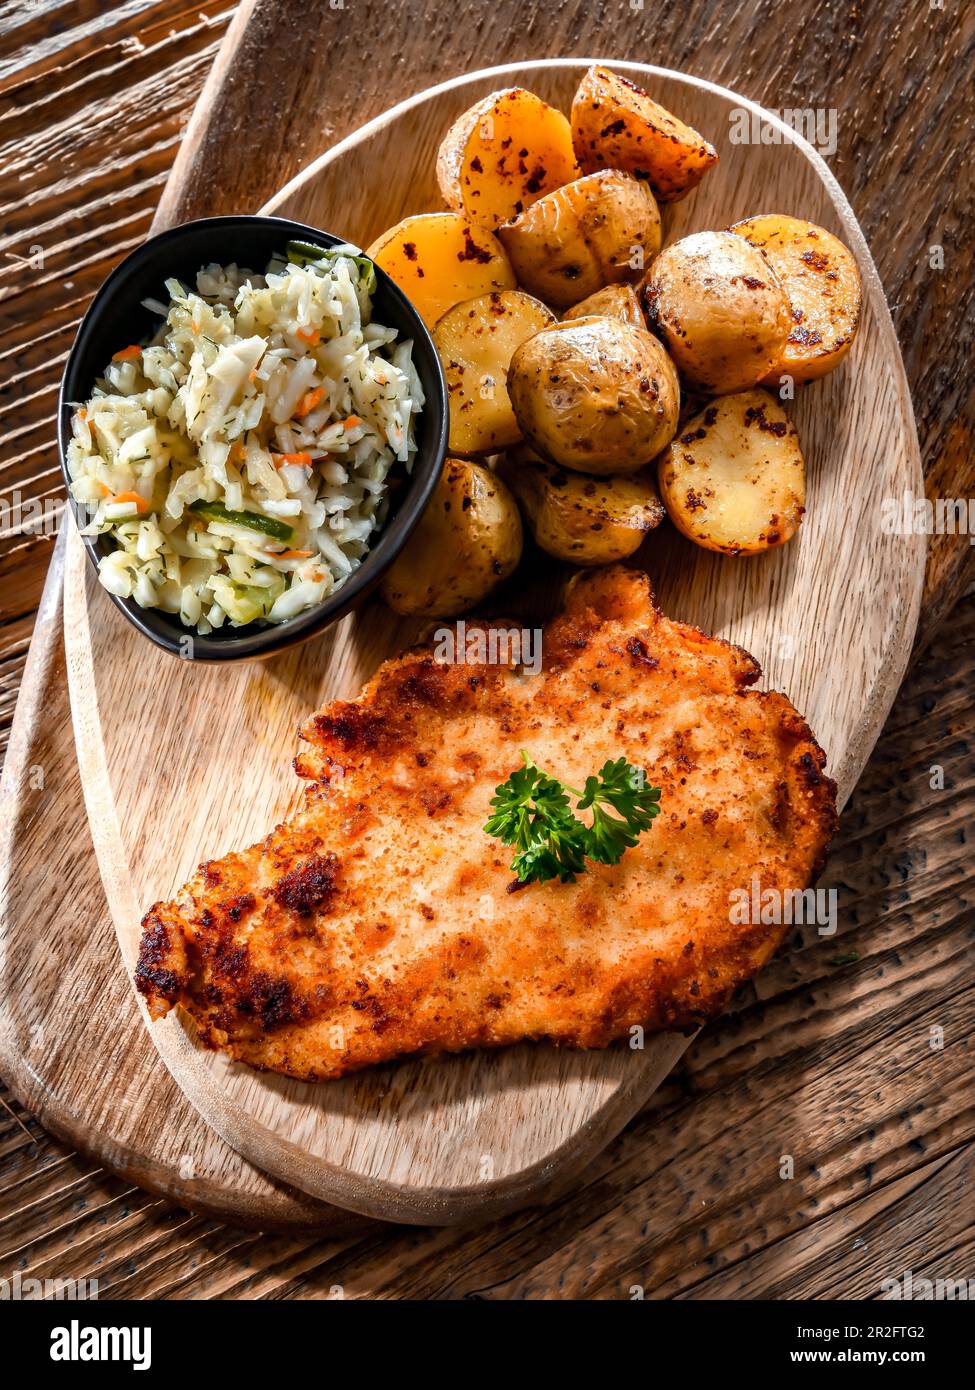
[[53, 55, 922, 1227], [1, 0, 973, 1296]]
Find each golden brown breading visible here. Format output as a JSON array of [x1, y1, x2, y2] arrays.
[[136, 567, 837, 1080]]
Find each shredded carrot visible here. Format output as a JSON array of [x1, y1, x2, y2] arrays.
[[97, 481, 111, 497], [343, 415, 361, 431], [77, 407, 88, 423], [296, 387, 325, 418], [110, 490, 148, 512], [228, 441, 245, 463], [271, 451, 313, 469], [248, 368, 259, 382], [190, 321, 200, 335], [111, 345, 141, 362], [296, 326, 320, 345], [276, 548, 314, 560]]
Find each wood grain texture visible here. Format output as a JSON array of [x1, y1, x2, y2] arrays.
[[54, 58, 923, 1224], [1, 0, 972, 1290]]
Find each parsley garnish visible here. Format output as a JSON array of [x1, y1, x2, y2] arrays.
[[484, 753, 662, 885]]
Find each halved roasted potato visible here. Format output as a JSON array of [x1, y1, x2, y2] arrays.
[[381, 458, 522, 616], [507, 315, 680, 474], [571, 65, 718, 202], [497, 169, 661, 308], [563, 283, 645, 327], [433, 289, 556, 455], [367, 212, 515, 329], [436, 88, 580, 230], [498, 447, 665, 565], [644, 230, 792, 394], [730, 214, 863, 383], [657, 390, 805, 555]]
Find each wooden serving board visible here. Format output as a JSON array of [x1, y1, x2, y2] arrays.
[[52, 60, 924, 1225], [0, 51, 917, 1228]]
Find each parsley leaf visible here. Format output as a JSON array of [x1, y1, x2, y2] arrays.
[[485, 753, 662, 884], [483, 756, 588, 883]]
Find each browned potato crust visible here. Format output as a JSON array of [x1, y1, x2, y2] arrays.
[[381, 458, 522, 616], [570, 65, 718, 202], [644, 230, 792, 394], [433, 290, 557, 455], [657, 390, 805, 554], [436, 88, 580, 230], [367, 212, 515, 329], [497, 169, 661, 307], [730, 214, 863, 383], [563, 283, 645, 327], [508, 316, 680, 474], [499, 447, 665, 565]]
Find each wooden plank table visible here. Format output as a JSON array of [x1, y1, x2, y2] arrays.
[[1, 0, 973, 1298]]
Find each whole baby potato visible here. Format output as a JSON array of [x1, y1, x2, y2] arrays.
[[498, 447, 665, 565], [381, 458, 522, 617], [643, 230, 792, 394], [507, 316, 680, 474], [497, 169, 661, 308]]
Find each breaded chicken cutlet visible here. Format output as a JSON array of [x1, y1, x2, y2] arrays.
[[136, 566, 837, 1080]]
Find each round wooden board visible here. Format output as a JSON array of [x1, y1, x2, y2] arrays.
[[57, 61, 923, 1225]]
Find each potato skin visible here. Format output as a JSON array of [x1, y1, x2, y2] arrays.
[[563, 283, 645, 327], [507, 316, 681, 475], [657, 390, 805, 555], [367, 213, 515, 328], [381, 458, 522, 616], [730, 215, 863, 383], [497, 170, 661, 308], [436, 88, 580, 230], [433, 290, 557, 455], [499, 447, 665, 565], [571, 65, 718, 202], [644, 231, 792, 394]]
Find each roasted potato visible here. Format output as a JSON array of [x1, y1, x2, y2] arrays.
[[644, 231, 792, 394], [433, 289, 556, 455], [497, 169, 661, 308], [367, 212, 515, 329], [381, 458, 522, 616], [498, 447, 665, 565], [436, 88, 580, 230], [563, 283, 645, 327], [657, 390, 805, 555], [507, 315, 680, 474], [570, 65, 718, 202], [730, 214, 863, 383]]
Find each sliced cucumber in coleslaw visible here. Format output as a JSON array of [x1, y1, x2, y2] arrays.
[[189, 500, 294, 542], [285, 240, 377, 294]]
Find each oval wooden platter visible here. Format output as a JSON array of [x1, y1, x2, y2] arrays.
[[59, 60, 924, 1225]]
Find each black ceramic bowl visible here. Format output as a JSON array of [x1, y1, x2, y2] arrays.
[[58, 215, 448, 660]]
